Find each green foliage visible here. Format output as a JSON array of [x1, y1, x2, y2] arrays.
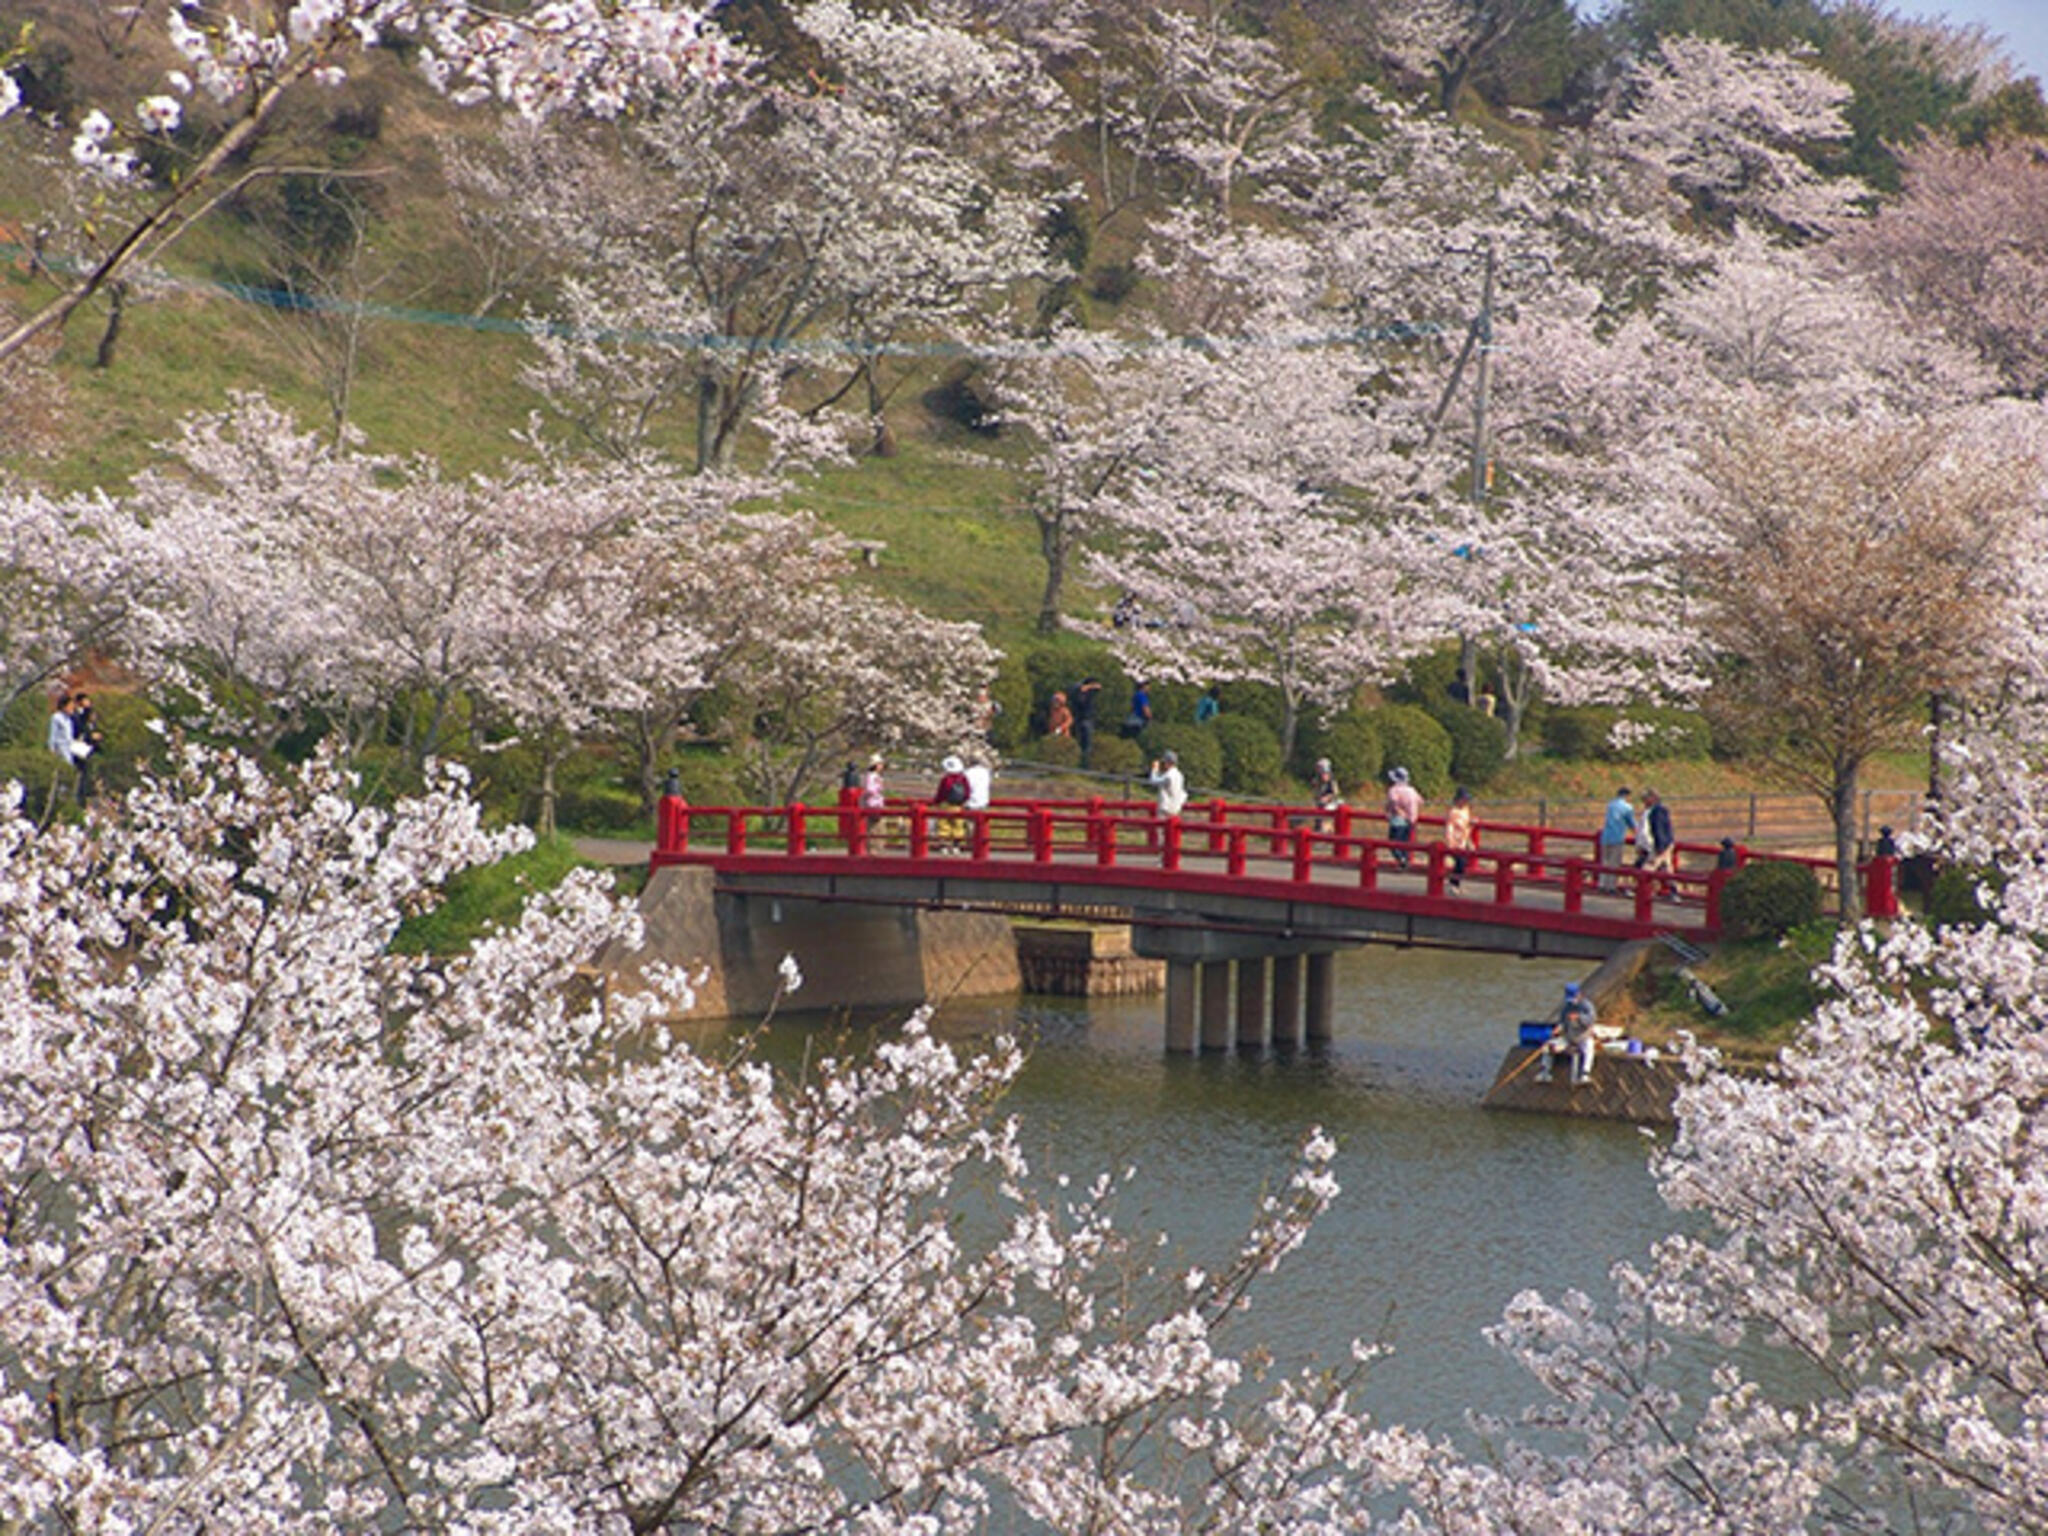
[[1088, 734, 1145, 779], [1927, 864, 1997, 929], [1387, 643, 1463, 712], [1018, 637, 1125, 734], [1364, 705, 1453, 799], [988, 652, 1032, 754], [1031, 733, 1081, 770], [1719, 859, 1823, 940], [1544, 705, 1711, 762], [1213, 680, 1287, 738], [1292, 712, 1381, 794], [390, 833, 592, 956], [1211, 714, 1285, 795], [1144, 721, 1222, 791], [0, 747, 61, 807], [1147, 680, 1203, 727], [1433, 706, 1508, 788], [1541, 705, 1615, 760]]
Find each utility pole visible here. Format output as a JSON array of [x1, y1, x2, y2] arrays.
[[1468, 235, 1497, 507]]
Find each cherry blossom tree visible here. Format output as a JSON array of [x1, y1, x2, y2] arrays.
[[503, 1, 1060, 470], [0, 479, 138, 719], [1683, 408, 2042, 914], [0, 0, 727, 368], [1602, 34, 1858, 238], [1831, 135, 2048, 400], [0, 744, 1436, 1532]]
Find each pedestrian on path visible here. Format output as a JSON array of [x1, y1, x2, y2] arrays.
[[1641, 789, 1676, 894], [1147, 749, 1187, 820], [1444, 786, 1476, 893], [1599, 787, 1634, 892], [1385, 766, 1423, 869]]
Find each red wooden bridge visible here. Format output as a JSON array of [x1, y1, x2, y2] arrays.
[[646, 792, 1892, 1049]]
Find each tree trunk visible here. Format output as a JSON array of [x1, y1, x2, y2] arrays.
[[1833, 756, 1863, 923], [865, 365, 896, 457], [93, 282, 127, 370], [1036, 509, 1068, 635], [538, 752, 559, 840]]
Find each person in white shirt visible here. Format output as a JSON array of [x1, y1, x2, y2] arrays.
[[963, 757, 992, 811], [1146, 749, 1187, 819]]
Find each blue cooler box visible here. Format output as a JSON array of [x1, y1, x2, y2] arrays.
[[1518, 1021, 1554, 1047]]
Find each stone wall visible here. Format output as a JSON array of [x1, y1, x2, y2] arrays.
[[601, 866, 1021, 1022]]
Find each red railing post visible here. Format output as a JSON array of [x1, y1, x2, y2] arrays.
[[1333, 804, 1353, 858], [657, 789, 689, 855], [1633, 868, 1656, 922], [1163, 817, 1183, 872], [1492, 854, 1514, 906], [1359, 841, 1378, 890], [1706, 867, 1730, 930], [1563, 860, 1585, 914], [1426, 843, 1447, 898], [1086, 801, 1107, 862], [836, 783, 858, 847], [1228, 828, 1248, 877], [1097, 813, 1119, 867], [786, 804, 807, 856], [726, 811, 746, 857], [1528, 828, 1547, 860], [1269, 807, 1290, 856], [848, 808, 868, 857], [1206, 798, 1229, 854], [971, 812, 991, 862], [1292, 827, 1313, 883], [1032, 807, 1054, 864], [910, 804, 930, 860]]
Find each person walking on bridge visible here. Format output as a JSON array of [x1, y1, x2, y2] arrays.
[[1385, 766, 1422, 869], [1599, 786, 1634, 893], [1147, 749, 1187, 821], [1444, 786, 1476, 893], [1642, 789, 1676, 895]]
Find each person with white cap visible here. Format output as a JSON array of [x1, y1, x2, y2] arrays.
[[932, 754, 971, 852], [1146, 748, 1187, 819], [1384, 765, 1423, 869]]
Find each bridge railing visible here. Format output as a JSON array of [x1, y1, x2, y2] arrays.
[[652, 794, 1904, 933]]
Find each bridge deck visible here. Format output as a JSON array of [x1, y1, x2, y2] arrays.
[[648, 794, 1876, 951]]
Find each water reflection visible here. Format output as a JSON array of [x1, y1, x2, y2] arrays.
[[681, 945, 1674, 1442]]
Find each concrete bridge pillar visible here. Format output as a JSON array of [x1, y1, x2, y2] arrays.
[[1200, 962, 1233, 1051], [1235, 956, 1269, 1049], [1165, 960, 1197, 1053], [1270, 953, 1302, 1048], [1305, 951, 1335, 1045]]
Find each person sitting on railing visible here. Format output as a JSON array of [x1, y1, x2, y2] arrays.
[[1385, 766, 1422, 869]]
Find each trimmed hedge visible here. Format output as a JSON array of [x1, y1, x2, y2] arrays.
[[1211, 714, 1285, 794], [1291, 712, 1381, 796], [1431, 705, 1508, 788], [1720, 860, 1822, 940], [1213, 680, 1288, 738], [1145, 721, 1222, 791], [1543, 704, 1713, 763], [1089, 734, 1145, 778], [1363, 704, 1453, 799]]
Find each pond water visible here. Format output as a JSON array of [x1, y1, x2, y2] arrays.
[[732, 944, 1682, 1443]]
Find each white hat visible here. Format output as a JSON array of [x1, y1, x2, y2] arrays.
[[1390, 766, 1410, 784], [942, 755, 964, 774]]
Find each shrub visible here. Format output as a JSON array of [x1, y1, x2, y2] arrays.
[[1020, 638, 1125, 734], [1213, 680, 1288, 738], [1147, 680, 1203, 727], [1387, 643, 1464, 711], [988, 653, 1032, 754], [1719, 860, 1823, 940], [1211, 715, 1285, 794], [1432, 706, 1508, 788], [1145, 722, 1222, 792], [1363, 705, 1453, 799], [1927, 864, 1997, 928], [1031, 733, 1081, 770], [1292, 713, 1381, 795], [1605, 707, 1713, 762], [1542, 705, 1616, 761], [1088, 734, 1145, 779]]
